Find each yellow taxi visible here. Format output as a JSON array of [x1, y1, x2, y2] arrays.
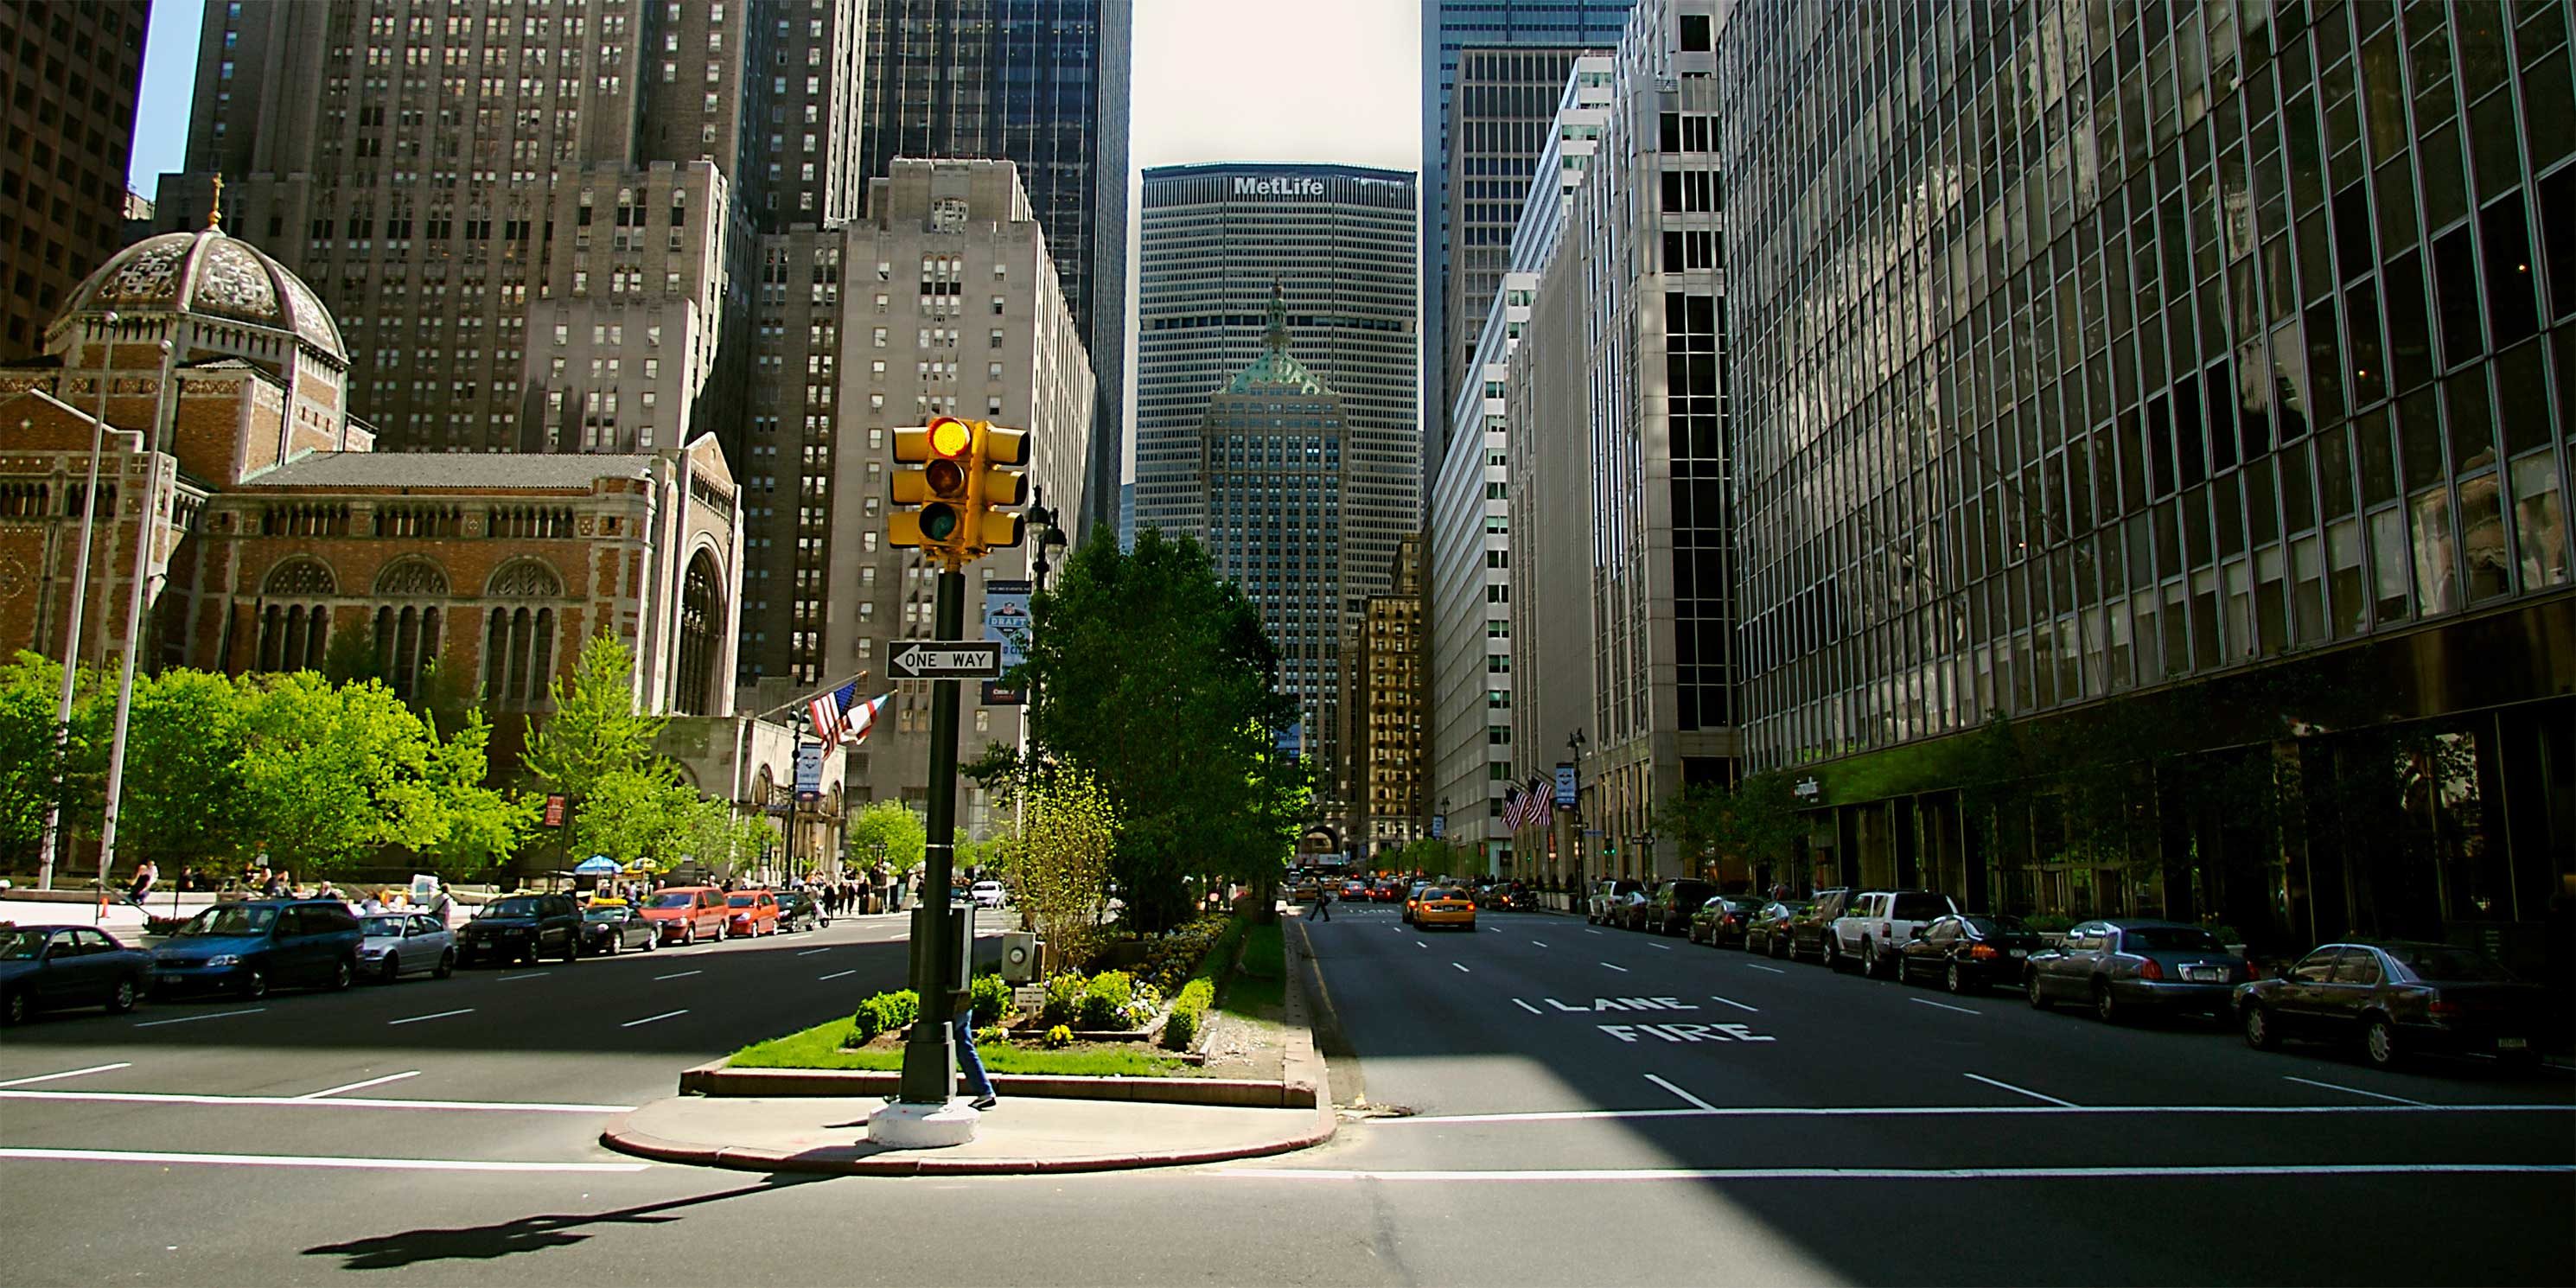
[[1412, 885, 1477, 931]]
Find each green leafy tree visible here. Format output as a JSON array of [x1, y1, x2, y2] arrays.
[[1008, 764, 1119, 970], [847, 799, 927, 877], [114, 668, 253, 871], [232, 673, 442, 875], [523, 632, 665, 801], [416, 707, 539, 880], [568, 765, 688, 867], [0, 653, 108, 865]]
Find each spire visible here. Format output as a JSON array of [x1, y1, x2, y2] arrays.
[[1264, 278, 1289, 354], [206, 175, 224, 233]]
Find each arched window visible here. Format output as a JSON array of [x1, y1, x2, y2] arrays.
[[481, 558, 562, 709], [371, 558, 450, 699], [675, 548, 724, 716], [256, 559, 335, 673]]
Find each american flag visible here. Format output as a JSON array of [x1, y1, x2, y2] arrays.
[[1505, 783, 1533, 831], [807, 683, 890, 749]]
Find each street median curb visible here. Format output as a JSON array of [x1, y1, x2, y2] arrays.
[[598, 1105, 1334, 1176], [679, 1059, 1317, 1108]]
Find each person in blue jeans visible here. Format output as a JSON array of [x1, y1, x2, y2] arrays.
[[953, 999, 997, 1110]]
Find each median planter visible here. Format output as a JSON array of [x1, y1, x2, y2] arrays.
[[677, 1059, 1314, 1108]]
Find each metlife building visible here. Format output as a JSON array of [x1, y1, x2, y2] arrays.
[[1132, 163, 1422, 621]]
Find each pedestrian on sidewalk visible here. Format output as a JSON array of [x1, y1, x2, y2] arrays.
[[1308, 884, 1331, 921], [953, 1010, 998, 1110], [124, 859, 158, 908]]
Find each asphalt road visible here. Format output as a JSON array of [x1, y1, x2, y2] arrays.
[[3, 903, 2570, 1287]]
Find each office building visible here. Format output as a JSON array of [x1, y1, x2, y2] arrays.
[[859, 0, 1132, 541], [1716, 0, 2573, 956], [1419, 0, 1634, 456], [0, 1, 150, 359], [1344, 534, 1429, 856]]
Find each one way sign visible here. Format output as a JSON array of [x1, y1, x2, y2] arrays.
[[888, 641, 1003, 679]]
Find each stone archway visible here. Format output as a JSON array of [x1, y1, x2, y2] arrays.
[[674, 548, 724, 717]]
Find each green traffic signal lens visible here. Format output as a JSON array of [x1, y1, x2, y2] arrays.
[[921, 503, 960, 542]]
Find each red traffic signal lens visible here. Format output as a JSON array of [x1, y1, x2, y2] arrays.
[[921, 502, 961, 542], [925, 458, 967, 496], [928, 418, 973, 456]]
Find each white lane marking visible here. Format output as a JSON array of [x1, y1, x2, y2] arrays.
[[386, 1008, 474, 1027], [132, 1008, 267, 1029], [1217, 1164, 2576, 1183], [1531, 940, 1549, 948], [1512, 998, 1542, 1015], [1489, 928, 1502, 934], [1451, 962, 1470, 973], [1584, 929, 1604, 936], [299, 1071, 421, 1100], [818, 970, 858, 982], [0, 1146, 650, 1174], [1413, 940, 1428, 949], [1368, 1103, 2576, 1126], [1964, 1073, 2077, 1108], [622, 1009, 689, 1028], [0, 1062, 131, 1088], [1910, 998, 1981, 1016], [1745, 964, 1788, 974], [0, 1089, 631, 1113], [1600, 962, 1629, 973], [1645, 1074, 1718, 1113], [796, 947, 831, 957], [2285, 1074, 2426, 1106], [653, 970, 703, 981], [1708, 994, 1760, 1013], [496, 972, 551, 982], [1649, 943, 1674, 952]]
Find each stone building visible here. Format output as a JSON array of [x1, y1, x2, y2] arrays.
[[0, 1, 150, 360], [1342, 534, 1429, 857]]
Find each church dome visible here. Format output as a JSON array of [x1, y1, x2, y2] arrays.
[[53, 224, 346, 363]]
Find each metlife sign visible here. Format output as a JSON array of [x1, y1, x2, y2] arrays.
[[1234, 175, 1325, 198]]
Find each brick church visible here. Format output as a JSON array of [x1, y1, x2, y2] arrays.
[[0, 206, 743, 722]]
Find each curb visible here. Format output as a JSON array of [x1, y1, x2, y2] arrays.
[[679, 1061, 1315, 1108], [599, 1106, 1334, 1176]]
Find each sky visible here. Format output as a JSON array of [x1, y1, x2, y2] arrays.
[[131, 0, 1424, 194]]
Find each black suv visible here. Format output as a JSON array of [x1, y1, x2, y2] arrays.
[[456, 893, 583, 966]]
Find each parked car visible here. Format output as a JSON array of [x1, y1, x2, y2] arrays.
[[1400, 881, 1436, 925], [773, 889, 826, 933], [457, 892, 583, 966], [1585, 878, 1638, 924], [1898, 914, 2040, 994], [1827, 889, 1962, 978], [1636, 879, 1717, 935], [356, 911, 456, 983], [725, 889, 781, 937], [1782, 888, 1853, 962], [582, 902, 662, 953], [2024, 920, 2249, 1021], [1, 925, 153, 1023], [968, 881, 1006, 910], [1413, 886, 1477, 931], [1686, 896, 1763, 947], [641, 885, 731, 945], [2237, 940, 2546, 1070], [1744, 901, 1809, 958], [151, 899, 363, 998]]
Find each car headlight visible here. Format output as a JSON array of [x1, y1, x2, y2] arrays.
[[359, 947, 386, 958], [204, 954, 239, 968]]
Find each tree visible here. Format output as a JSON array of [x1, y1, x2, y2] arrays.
[[522, 632, 665, 801], [0, 653, 107, 866], [568, 765, 690, 867], [114, 668, 254, 871], [1018, 527, 1305, 929], [415, 707, 539, 881], [231, 672, 443, 876], [1008, 765, 1119, 971], [847, 800, 926, 877]]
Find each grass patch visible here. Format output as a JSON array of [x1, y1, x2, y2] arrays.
[[730, 1017, 1183, 1077], [1215, 920, 1285, 1021]]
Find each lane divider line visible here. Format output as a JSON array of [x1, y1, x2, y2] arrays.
[[1645, 1074, 1718, 1113], [1215, 1163, 2576, 1183], [1600, 962, 1629, 973], [622, 1009, 689, 1029], [1745, 964, 1788, 974], [1511, 998, 1542, 1015], [1910, 997, 1980, 1016], [1649, 943, 1673, 952], [819, 970, 858, 982], [796, 947, 831, 957], [386, 1009, 474, 1027], [496, 972, 550, 982], [1964, 1072, 2077, 1107], [0, 1088, 632, 1113], [1413, 940, 1428, 949], [132, 1008, 265, 1028], [0, 1146, 652, 1174], [1451, 962, 1470, 973], [652, 971, 703, 981], [2284, 1074, 2426, 1106], [1584, 929, 1604, 936], [1708, 994, 1759, 1013], [1531, 940, 1549, 948], [299, 1071, 421, 1099], [0, 1062, 131, 1088], [1365, 1102, 2576, 1126]]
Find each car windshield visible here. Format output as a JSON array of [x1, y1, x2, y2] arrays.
[[1964, 915, 2028, 934], [2383, 944, 2515, 982], [360, 915, 407, 936], [479, 897, 542, 918], [649, 892, 698, 909], [728, 895, 757, 907], [175, 905, 277, 937], [0, 930, 48, 960], [584, 909, 628, 922], [2122, 927, 2223, 951]]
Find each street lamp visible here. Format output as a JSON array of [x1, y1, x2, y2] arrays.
[[1565, 728, 1588, 898], [37, 310, 120, 890]]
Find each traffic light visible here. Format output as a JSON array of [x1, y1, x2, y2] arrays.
[[890, 415, 978, 562], [975, 423, 1028, 551]]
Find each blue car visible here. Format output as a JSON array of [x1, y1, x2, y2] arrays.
[[2, 925, 156, 1024], [150, 899, 364, 999]]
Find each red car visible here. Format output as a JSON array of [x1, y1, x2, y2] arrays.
[[725, 889, 781, 938]]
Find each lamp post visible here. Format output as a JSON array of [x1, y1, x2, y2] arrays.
[[37, 311, 120, 891], [97, 335, 179, 896]]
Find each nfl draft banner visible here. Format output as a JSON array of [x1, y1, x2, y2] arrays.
[[981, 579, 1032, 705]]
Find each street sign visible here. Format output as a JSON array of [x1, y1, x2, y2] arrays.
[[794, 741, 824, 801], [888, 640, 1002, 679]]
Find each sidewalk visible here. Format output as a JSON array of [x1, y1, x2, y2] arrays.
[[603, 1094, 1330, 1176]]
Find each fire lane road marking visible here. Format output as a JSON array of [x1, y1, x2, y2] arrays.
[[622, 1009, 689, 1028], [1708, 995, 1760, 1013], [2284, 1074, 2426, 1106], [1645, 1074, 1718, 1112], [0, 1063, 131, 1088], [1512, 998, 1543, 1015], [299, 1072, 421, 1099], [1964, 1073, 2077, 1107]]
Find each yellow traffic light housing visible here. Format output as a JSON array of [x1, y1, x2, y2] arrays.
[[974, 423, 1029, 551], [888, 417, 1032, 567]]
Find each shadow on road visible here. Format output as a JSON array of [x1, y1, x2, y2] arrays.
[[299, 1172, 830, 1271]]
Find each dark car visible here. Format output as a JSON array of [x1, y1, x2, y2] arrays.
[[150, 899, 363, 998], [1, 926, 154, 1023], [2238, 940, 2547, 1070], [1782, 888, 1854, 962], [1686, 896, 1763, 947], [2024, 920, 2250, 1021], [774, 889, 826, 933], [580, 903, 660, 955], [1899, 914, 2042, 994], [1587, 877, 1644, 925], [1744, 901, 1808, 958], [1637, 879, 1717, 935], [456, 893, 583, 966]]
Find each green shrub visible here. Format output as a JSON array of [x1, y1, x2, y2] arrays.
[[1077, 969, 1134, 1029], [1040, 971, 1087, 1026], [1043, 1023, 1073, 1049], [968, 972, 1016, 1026], [850, 989, 921, 1044], [1161, 977, 1217, 1051], [975, 1024, 1007, 1046]]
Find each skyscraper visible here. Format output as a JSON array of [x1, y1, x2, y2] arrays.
[[0, 1, 150, 359], [1419, 0, 1634, 464], [858, 0, 1132, 542]]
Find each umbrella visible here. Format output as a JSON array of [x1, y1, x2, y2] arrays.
[[573, 856, 622, 876]]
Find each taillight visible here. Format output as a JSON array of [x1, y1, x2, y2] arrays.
[[2245, 960, 2266, 980], [2427, 998, 2462, 1018], [2138, 959, 2165, 981], [1968, 944, 1998, 960]]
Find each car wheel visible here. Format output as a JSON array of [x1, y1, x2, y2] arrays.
[[644, 934, 659, 952], [239, 966, 271, 999], [331, 958, 355, 992], [433, 950, 454, 979], [1946, 962, 1967, 995], [1859, 938, 1880, 979], [2362, 1015, 2402, 1069], [562, 935, 580, 964], [1771, 934, 1789, 960], [2092, 980, 2120, 1023], [601, 934, 616, 956], [108, 978, 138, 1014], [2242, 1003, 2279, 1049], [1821, 939, 1840, 972], [2, 989, 24, 1025], [380, 953, 401, 985], [682, 924, 696, 947], [2024, 972, 2050, 1011]]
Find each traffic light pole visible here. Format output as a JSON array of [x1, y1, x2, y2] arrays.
[[895, 565, 968, 1106]]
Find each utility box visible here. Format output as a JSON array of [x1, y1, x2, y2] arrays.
[[999, 931, 1042, 984]]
